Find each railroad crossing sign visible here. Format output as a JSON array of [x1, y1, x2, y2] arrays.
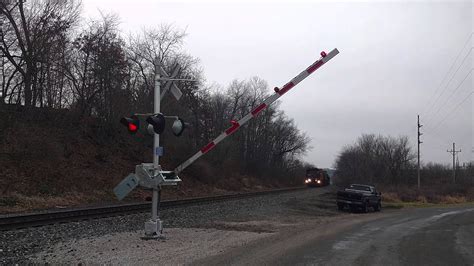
[[159, 63, 183, 101]]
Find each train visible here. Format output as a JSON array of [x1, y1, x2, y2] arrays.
[[304, 167, 331, 187]]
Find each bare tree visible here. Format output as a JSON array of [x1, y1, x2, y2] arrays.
[[126, 25, 200, 112], [61, 13, 130, 126], [0, 0, 81, 106], [189, 77, 311, 180], [334, 134, 416, 186]]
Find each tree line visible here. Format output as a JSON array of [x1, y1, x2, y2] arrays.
[[334, 134, 473, 186], [0, 0, 311, 183]]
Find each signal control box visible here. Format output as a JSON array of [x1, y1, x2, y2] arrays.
[[135, 163, 182, 188], [113, 164, 181, 200]]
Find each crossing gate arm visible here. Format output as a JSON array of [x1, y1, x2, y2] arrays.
[[173, 48, 339, 174]]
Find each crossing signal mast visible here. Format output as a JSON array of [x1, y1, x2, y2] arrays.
[[116, 61, 190, 239], [114, 48, 340, 239]]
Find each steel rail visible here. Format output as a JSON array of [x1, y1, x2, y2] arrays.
[[0, 187, 307, 231]]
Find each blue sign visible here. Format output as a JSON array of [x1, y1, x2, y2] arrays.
[[155, 147, 164, 156]]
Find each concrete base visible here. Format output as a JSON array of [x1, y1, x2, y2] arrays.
[[142, 219, 163, 240]]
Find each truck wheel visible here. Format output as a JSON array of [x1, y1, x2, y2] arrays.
[[362, 202, 369, 213], [374, 202, 381, 212], [350, 205, 357, 213], [337, 203, 344, 211]]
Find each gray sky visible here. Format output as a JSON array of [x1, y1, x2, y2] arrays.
[[83, 0, 472, 168]]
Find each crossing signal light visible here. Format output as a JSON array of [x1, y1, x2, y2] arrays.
[[120, 115, 140, 134], [146, 113, 166, 134], [171, 118, 186, 136]]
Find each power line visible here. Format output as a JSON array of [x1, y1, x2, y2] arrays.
[[424, 47, 473, 125], [421, 32, 473, 117], [418, 115, 448, 145], [428, 90, 473, 134], [423, 130, 452, 153], [424, 127, 452, 147], [425, 68, 473, 130]]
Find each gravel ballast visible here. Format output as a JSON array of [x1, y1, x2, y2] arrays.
[[0, 187, 338, 264], [29, 228, 273, 264]]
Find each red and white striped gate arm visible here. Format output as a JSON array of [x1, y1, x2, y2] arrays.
[[174, 48, 339, 174]]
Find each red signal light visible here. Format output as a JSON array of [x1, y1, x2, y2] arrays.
[[120, 115, 140, 134], [128, 123, 138, 132]]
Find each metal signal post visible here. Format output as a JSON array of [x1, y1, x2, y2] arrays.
[[148, 59, 162, 238], [143, 59, 194, 239]]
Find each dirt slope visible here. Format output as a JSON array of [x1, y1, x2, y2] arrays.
[[0, 105, 280, 213]]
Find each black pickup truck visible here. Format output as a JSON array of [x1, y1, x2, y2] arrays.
[[336, 184, 381, 212]]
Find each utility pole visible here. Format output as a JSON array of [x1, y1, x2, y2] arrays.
[[417, 115, 422, 189], [447, 142, 461, 183]]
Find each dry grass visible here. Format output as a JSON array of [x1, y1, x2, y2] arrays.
[[381, 192, 401, 203], [377, 184, 474, 207], [416, 195, 428, 203], [0, 192, 107, 213], [0, 174, 282, 214], [440, 195, 467, 204]]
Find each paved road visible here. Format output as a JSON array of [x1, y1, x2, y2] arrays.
[[282, 206, 474, 266], [196, 205, 474, 266]]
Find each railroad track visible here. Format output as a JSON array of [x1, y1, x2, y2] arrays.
[[0, 187, 307, 231]]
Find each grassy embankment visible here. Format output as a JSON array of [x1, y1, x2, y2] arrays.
[[380, 184, 474, 209]]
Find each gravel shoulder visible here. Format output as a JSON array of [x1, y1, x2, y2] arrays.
[[1, 187, 339, 264], [29, 228, 273, 264]]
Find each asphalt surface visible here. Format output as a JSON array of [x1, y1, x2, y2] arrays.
[[275, 206, 474, 266], [196, 205, 474, 266]]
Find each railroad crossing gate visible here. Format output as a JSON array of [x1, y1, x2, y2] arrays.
[[172, 49, 339, 175], [114, 49, 340, 239]]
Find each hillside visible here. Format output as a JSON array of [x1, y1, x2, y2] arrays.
[[0, 105, 289, 213]]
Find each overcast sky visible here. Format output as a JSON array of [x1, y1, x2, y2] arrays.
[[83, 0, 473, 168]]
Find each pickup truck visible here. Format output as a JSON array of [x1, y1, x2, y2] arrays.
[[336, 184, 381, 212]]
